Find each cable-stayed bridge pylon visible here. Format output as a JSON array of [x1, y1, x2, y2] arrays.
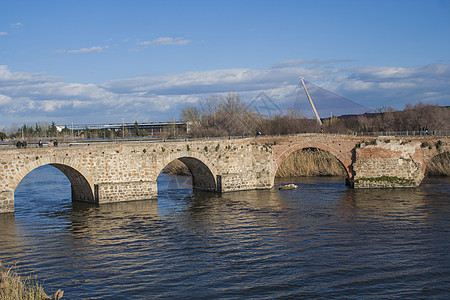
[[294, 78, 373, 119]]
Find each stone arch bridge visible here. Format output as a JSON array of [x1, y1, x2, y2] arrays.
[[1, 134, 448, 213]]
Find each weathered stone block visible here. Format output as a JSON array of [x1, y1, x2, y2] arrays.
[[0, 191, 14, 213], [95, 181, 158, 204]]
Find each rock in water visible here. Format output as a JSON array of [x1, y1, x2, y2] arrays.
[[278, 184, 298, 190]]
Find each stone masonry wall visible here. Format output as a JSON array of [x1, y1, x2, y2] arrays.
[[354, 158, 422, 188], [0, 134, 448, 213], [95, 181, 158, 203], [0, 191, 13, 214], [353, 137, 434, 188], [0, 137, 274, 213]]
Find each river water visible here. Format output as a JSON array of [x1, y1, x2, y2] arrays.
[[0, 165, 449, 299]]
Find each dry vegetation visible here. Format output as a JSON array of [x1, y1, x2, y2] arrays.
[[162, 160, 191, 176], [181, 93, 320, 137], [426, 152, 450, 176], [276, 148, 346, 177], [163, 149, 346, 178], [182, 95, 449, 137], [0, 263, 63, 300]]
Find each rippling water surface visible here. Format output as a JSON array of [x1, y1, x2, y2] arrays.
[[1, 165, 450, 299]]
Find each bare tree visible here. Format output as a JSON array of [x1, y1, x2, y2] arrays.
[[182, 95, 449, 137], [182, 93, 262, 137]]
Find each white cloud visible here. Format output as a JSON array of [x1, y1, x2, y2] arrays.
[[67, 46, 107, 54], [0, 32, 7, 36], [0, 94, 11, 105], [41, 100, 64, 112], [102, 67, 306, 95], [272, 59, 351, 69], [0, 65, 61, 84], [0, 63, 449, 126], [11, 23, 22, 29], [137, 37, 191, 47]]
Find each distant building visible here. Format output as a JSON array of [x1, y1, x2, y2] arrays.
[[56, 121, 188, 137]]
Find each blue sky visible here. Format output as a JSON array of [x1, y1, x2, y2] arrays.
[[1, 0, 449, 128]]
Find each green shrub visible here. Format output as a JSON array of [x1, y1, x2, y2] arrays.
[[356, 176, 415, 185]]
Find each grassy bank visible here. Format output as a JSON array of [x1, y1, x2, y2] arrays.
[[276, 148, 346, 177], [0, 263, 63, 300]]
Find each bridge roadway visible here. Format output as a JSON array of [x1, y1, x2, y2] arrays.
[[1, 133, 448, 213]]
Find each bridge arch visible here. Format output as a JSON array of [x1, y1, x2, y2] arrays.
[[12, 157, 95, 203], [424, 151, 450, 177], [154, 151, 218, 192], [274, 142, 352, 180]]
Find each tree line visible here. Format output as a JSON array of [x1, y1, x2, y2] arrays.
[[1, 94, 448, 140], [0, 121, 58, 140], [182, 93, 449, 137]]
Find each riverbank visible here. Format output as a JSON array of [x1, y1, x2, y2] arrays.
[[0, 262, 62, 300]]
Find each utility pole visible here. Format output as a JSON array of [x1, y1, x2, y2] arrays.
[[122, 118, 124, 138], [300, 76, 322, 125]]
